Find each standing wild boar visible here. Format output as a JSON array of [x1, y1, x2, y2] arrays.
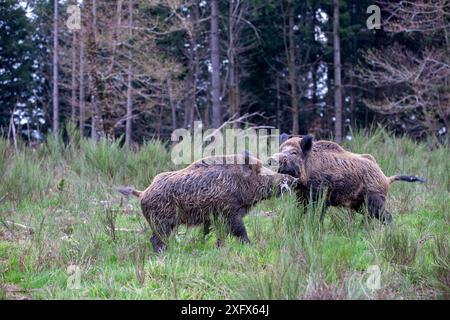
[[271, 135, 425, 223], [117, 153, 297, 252]]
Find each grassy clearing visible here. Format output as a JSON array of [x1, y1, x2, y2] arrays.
[[0, 129, 448, 299]]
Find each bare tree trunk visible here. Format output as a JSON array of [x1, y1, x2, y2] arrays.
[[184, 46, 197, 128], [236, 69, 241, 124], [349, 64, 356, 130], [79, 26, 85, 136], [89, 73, 96, 139], [156, 105, 162, 139], [107, 0, 123, 75], [210, 0, 221, 128], [87, 0, 104, 140], [125, 0, 133, 149], [184, 4, 199, 129], [192, 49, 200, 124], [184, 48, 198, 128], [333, 0, 343, 143], [325, 69, 333, 136], [71, 31, 77, 122], [8, 112, 17, 153], [276, 76, 281, 128], [228, 1, 238, 128], [184, 64, 193, 128], [309, 62, 321, 137], [365, 84, 373, 129], [204, 94, 210, 128], [288, 5, 299, 135], [168, 79, 176, 131], [52, 0, 59, 136]]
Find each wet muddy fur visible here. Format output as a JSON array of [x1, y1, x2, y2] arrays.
[[275, 135, 425, 224], [117, 154, 297, 253]]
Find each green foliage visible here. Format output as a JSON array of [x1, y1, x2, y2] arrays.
[[125, 140, 173, 188], [38, 134, 66, 164], [0, 0, 45, 130], [0, 137, 10, 181], [81, 138, 126, 181], [430, 236, 450, 297], [66, 122, 81, 153], [0, 151, 51, 203], [381, 227, 417, 266]]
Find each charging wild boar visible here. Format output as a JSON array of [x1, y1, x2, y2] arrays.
[[271, 134, 425, 224], [117, 153, 298, 252]]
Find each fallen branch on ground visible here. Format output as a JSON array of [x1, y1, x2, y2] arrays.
[[4, 220, 34, 234], [107, 226, 141, 233]]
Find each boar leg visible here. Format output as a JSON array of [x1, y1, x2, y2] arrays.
[[150, 235, 166, 253], [381, 210, 393, 224], [150, 219, 175, 253], [367, 195, 392, 224], [216, 238, 225, 247], [203, 220, 211, 238], [229, 213, 251, 244], [296, 189, 309, 214], [301, 189, 329, 223]]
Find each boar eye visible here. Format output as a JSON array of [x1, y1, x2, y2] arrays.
[[291, 150, 298, 155]]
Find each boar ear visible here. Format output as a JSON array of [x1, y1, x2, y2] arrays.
[[300, 134, 313, 154], [280, 133, 289, 145]]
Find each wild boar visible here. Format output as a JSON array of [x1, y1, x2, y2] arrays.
[[117, 153, 298, 252], [271, 135, 425, 223]]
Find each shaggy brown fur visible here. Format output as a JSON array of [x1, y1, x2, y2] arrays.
[[117, 154, 298, 252], [272, 135, 425, 223]]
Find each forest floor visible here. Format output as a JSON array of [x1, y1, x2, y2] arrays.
[[0, 129, 448, 299]]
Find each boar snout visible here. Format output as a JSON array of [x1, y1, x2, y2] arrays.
[[268, 153, 287, 166]]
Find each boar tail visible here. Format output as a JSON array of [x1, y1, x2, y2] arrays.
[[115, 186, 143, 197], [388, 175, 426, 184]]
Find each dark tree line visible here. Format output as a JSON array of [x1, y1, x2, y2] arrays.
[[0, 0, 448, 145]]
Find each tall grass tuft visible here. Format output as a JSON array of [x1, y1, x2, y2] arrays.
[[381, 227, 418, 266], [233, 194, 328, 299], [0, 137, 10, 182], [100, 202, 119, 242], [81, 138, 125, 180], [0, 153, 51, 203], [36, 134, 67, 169], [66, 122, 81, 151], [125, 140, 172, 188], [235, 253, 306, 299], [430, 235, 450, 297]]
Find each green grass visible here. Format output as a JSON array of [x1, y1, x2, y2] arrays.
[[0, 129, 448, 299]]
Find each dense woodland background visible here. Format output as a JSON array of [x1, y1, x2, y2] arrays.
[[0, 0, 449, 146]]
